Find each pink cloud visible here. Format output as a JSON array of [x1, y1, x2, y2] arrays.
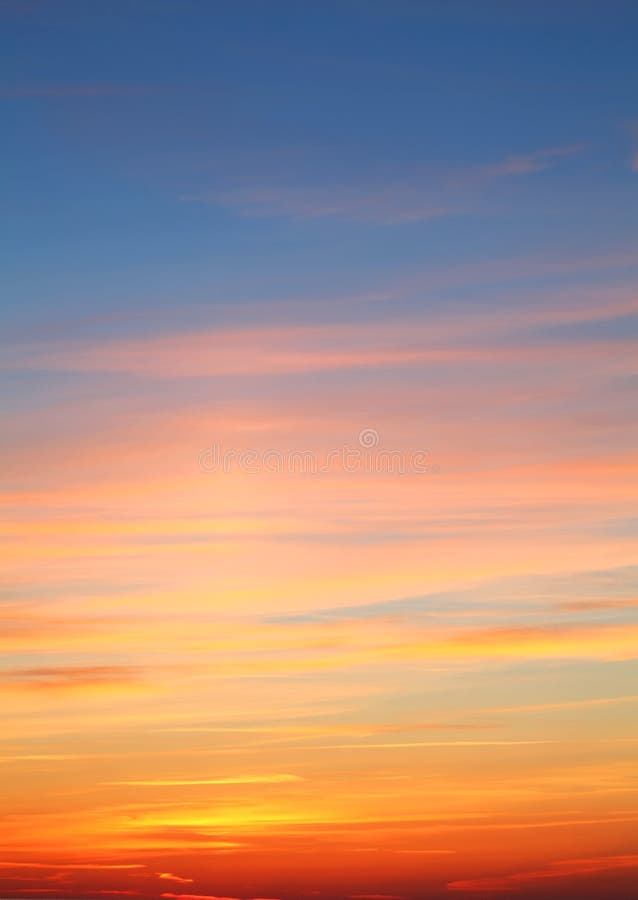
[[487, 144, 582, 177], [184, 145, 582, 224]]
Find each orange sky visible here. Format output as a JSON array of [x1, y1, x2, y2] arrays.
[[3, 272, 637, 898]]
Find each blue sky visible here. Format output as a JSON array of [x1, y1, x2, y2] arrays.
[[2, 0, 638, 330]]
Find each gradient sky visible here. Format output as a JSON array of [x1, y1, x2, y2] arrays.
[[1, 2, 638, 899]]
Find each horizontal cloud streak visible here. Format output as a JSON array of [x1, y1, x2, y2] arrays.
[[184, 146, 582, 225], [447, 853, 638, 892]]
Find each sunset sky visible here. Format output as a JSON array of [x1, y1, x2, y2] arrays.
[[1, 2, 638, 899]]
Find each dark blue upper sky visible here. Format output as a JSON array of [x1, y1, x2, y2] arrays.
[[1, 0, 637, 334]]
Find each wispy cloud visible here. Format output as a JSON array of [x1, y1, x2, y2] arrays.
[[106, 774, 303, 787], [0, 754, 89, 762], [4, 293, 634, 379], [308, 739, 556, 750], [183, 145, 582, 225], [0, 863, 145, 871], [161, 895, 280, 900], [349, 895, 407, 899], [0, 665, 141, 690], [447, 854, 638, 892], [486, 144, 583, 177], [157, 873, 194, 885], [161, 895, 243, 900], [185, 182, 456, 225]]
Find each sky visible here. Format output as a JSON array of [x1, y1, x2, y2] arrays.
[[1, 1, 638, 899]]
